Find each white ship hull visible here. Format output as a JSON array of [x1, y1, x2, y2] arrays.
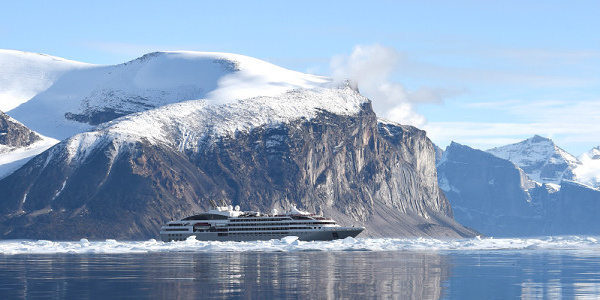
[[160, 205, 364, 242], [161, 227, 363, 242]]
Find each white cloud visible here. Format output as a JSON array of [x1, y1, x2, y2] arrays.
[[424, 99, 600, 155], [330, 44, 460, 127]]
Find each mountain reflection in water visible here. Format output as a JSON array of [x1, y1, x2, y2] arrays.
[[0, 251, 448, 299], [2, 250, 600, 299]]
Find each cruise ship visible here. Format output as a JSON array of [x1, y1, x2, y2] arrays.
[[160, 201, 365, 242]]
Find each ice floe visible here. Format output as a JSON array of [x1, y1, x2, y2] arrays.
[[2, 236, 600, 255]]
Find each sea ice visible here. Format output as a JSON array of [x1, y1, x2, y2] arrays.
[[1, 236, 599, 255]]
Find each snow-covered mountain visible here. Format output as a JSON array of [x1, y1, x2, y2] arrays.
[[438, 142, 600, 237], [3, 50, 331, 141], [0, 50, 476, 240], [0, 50, 332, 179], [487, 135, 600, 190], [50, 86, 369, 171], [486, 135, 580, 185]]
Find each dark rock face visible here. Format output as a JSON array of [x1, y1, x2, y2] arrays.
[[0, 111, 41, 149], [438, 142, 600, 237], [65, 109, 130, 126], [0, 104, 476, 240], [532, 181, 600, 235], [433, 144, 444, 165], [437, 142, 537, 236]]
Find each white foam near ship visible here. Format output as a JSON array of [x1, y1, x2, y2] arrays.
[[160, 201, 365, 242]]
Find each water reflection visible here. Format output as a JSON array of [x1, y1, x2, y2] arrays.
[[441, 251, 600, 299], [0, 251, 449, 299], [2, 250, 600, 299]]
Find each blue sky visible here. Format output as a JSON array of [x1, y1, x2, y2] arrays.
[[2, 1, 599, 155]]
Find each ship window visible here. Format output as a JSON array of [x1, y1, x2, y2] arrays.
[[183, 214, 228, 221]]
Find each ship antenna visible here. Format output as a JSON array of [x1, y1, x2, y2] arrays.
[[209, 199, 218, 208]]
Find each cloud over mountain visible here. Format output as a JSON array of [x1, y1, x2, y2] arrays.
[[330, 44, 459, 127]]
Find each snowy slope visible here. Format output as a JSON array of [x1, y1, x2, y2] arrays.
[[4, 50, 331, 141], [487, 135, 580, 185], [53, 86, 368, 165], [0, 49, 93, 112], [0, 136, 58, 179], [573, 147, 600, 189], [0, 110, 59, 179]]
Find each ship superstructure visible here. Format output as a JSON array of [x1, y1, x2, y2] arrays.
[[160, 201, 364, 242]]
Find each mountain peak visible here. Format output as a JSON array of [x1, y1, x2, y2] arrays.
[[525, 135, 565, 147], [487, 135, 580, 185], [529, 134, 551, 143]]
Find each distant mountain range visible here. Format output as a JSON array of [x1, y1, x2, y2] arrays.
[[0, 49, 475, 240], [437, 136, 600, 237]]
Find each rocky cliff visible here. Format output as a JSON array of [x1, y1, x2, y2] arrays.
[[0, 111, 41, 150]]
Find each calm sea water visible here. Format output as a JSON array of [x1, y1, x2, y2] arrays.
[[1, 239, 600, 299]]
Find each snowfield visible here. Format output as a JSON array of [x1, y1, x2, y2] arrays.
[[0, 49, 94, 112], [573, 147, 600, 189], [0, 136, 58, 179], [2, 50, 332, 141]]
